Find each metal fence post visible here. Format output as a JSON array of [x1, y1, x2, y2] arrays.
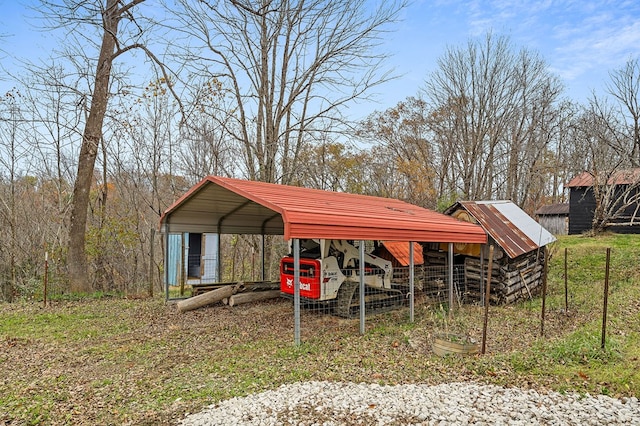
[[448, 242, 454, 316]]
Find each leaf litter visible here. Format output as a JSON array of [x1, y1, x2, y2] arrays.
[[0, 290, 637, 425]]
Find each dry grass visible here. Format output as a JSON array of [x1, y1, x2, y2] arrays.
[[1, 234, 639, 425]]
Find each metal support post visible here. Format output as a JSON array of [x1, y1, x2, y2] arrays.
[[409, 242, 415, 323], [294, 239, 301, 345], [359, 240, 366, 335]]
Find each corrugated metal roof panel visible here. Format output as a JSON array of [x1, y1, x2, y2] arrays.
[[451, 200, 556, 259], [535, 203, 569, 216], [381, 242, 424, 266], [161, 176, 488, 244]]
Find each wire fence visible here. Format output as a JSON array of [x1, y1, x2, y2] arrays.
[[285, 263, 483, 342], [3, 240, 630, 357], [1, 254, 158, 303], [285, 252, 625, 358]]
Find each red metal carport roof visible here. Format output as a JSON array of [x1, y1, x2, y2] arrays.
[[160, 176, 487, 243]]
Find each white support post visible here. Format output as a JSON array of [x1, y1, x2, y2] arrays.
[[480, 245, 485, 307], [448, 242, 454, 315], [261, 234, 266, 281], [216, 233, 221, 283], [163, 225, 170, 302]]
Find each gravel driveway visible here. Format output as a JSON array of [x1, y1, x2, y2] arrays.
[[179, 381, 640, 425]]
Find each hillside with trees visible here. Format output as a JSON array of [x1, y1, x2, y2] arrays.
[[1, 1, 640, 299]]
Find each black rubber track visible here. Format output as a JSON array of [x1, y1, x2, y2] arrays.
[[334, 280, 404, 318]]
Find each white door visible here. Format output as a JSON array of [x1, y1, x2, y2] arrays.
[[202, 233, 219, 281]]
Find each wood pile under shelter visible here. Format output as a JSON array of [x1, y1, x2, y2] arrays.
[[463, 248, 544, 304], [434, 200, 556, 305]]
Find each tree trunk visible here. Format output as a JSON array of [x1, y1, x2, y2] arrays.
[[67, 0, 119, 293]]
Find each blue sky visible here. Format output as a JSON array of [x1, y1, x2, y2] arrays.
[[376, 0, 640, 109], [2, 1, 639, 117]]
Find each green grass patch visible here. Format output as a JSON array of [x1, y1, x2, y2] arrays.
[[0, 309, 130, 342], [540, 329, 623, 365]]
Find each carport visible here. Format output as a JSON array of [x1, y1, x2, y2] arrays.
[[160, 176, 487, 343]]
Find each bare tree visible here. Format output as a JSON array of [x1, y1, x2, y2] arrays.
[[177, 77, 236, 183], [422, 33, 564, 208], [291, 138, 370, 193], [573, 58, 640, 233], [19, 64, 81, 222], [356, 97, 438, 207], [105, 79, 186, 292], [497, 48, 564, 210], [170, 0, 407, 184], [110, 78, 183, 215], [605, 58, 640, 167], [592, 170, 640, 233], [0, 89, 26, 302], [547, 100, 579, 203], [35, 0, 182, 292]]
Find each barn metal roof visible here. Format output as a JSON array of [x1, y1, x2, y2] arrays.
[[567, 169, 640, 187], [160, 176, 487, 243], [445, 200, 556, 259]]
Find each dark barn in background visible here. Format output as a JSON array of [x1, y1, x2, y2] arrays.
[[567, 169, 640, 235]]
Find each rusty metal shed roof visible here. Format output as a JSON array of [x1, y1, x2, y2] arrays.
[[445, 200, 556, 259], [160, 176, 487, 243]]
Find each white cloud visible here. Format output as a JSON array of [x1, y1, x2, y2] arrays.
[[552, 10, 640, 81]]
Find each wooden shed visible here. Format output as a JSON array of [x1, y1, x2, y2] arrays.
[[534, 203, 569, 235], [429, 201, 557, 305]]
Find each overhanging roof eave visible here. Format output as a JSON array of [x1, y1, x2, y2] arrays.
[[285, 221, 487, 243]]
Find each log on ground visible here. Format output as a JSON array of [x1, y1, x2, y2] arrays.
[[177, 283, 245, 313], [225, 290, 282, 307]]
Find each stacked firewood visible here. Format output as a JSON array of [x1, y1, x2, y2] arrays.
[[464, 251, 545, 304]]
